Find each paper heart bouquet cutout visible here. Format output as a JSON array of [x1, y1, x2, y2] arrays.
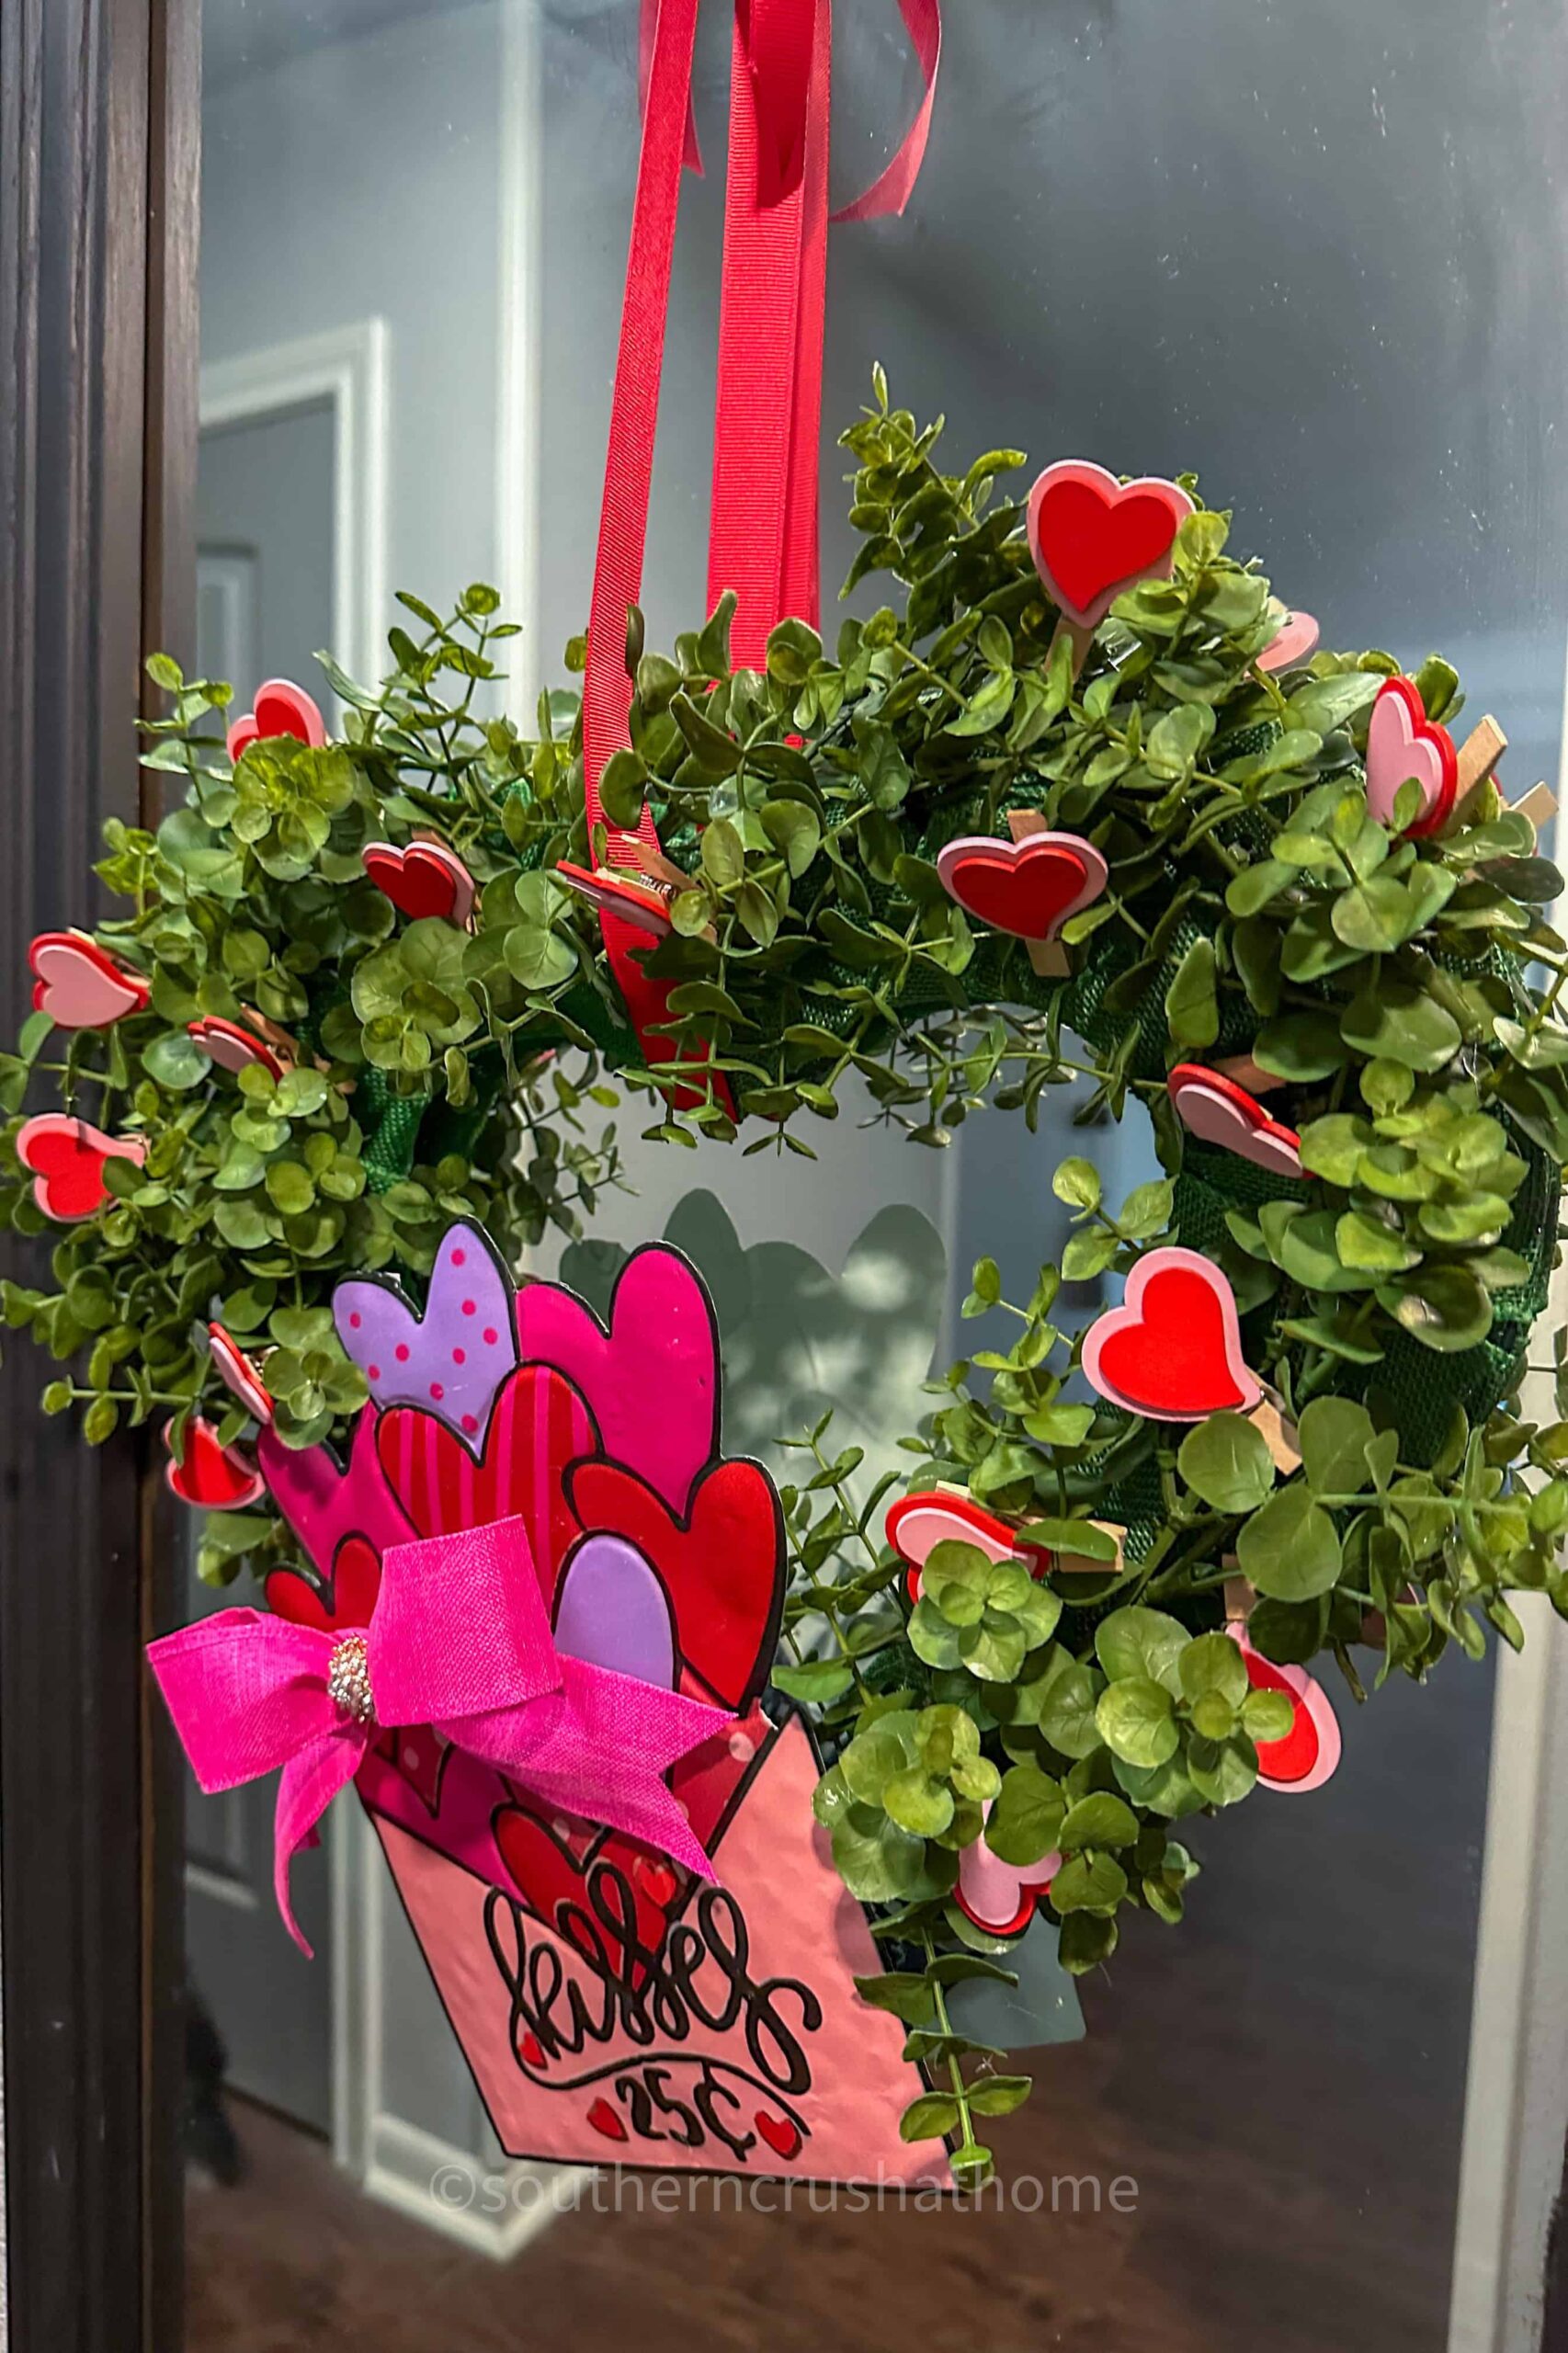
[[1167, 1062, 1302, 1178], [1083, 1247, 1263, 1423], [1365, 675, 1458, 838], [148, 1214, 945, 2182], [937, 831, 1107, 946], [1027, 460, 1195, 631]]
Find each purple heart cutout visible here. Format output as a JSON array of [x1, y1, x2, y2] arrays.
[[552, 1532, 676, 1688], [335, 1222, 519, 1445]]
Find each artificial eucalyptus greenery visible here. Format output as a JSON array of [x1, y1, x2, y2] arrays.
[[6, 372, 1568, 2184], [0, 595, 622, 1581]]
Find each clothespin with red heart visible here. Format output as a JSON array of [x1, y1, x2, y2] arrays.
[[935, 813, 1107, 980], [1026, 460, 1194, 680]]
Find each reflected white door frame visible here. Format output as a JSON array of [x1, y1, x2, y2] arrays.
[[1448, 687, 1568, 2353], [200, 317, 390, 722], [199, 316, 388, 2177]]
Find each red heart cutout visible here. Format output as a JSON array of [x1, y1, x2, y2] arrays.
[[377, 1364, 597, 1605], [15, 1113, 146, 1221], [1083, 1247, 1261, 1423], [936, 833, 1107, 943], [586, 2097, 628, 2143], [565, 1457, 784, 1711], [520, 2030, 546, 2068], [754, 2110, 802, 2162], [266, 1532, 382, 1631], [492, 1804, 680, 1982], [226, 677, 325, 762], [362, 841, 475, 926], [1028, 461, 1194, 629], [28, 930, 150, 1029], [165, 1416, 267, 1510]]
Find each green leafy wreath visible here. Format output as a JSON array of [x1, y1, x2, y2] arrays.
[[7, 381, 1568, 2177]]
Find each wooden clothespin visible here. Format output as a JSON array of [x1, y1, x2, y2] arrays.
[[1515, 781, 1558, 835], [1006, 809, 1071, 978], [1244, 1384, 1302, 1476], [1054, 1518, 1128, 1578], [1212, 1051, 1282, 1097], [1049, 615, 1097, 683], [1450, 715, 1508, 826], [1222, 1570, 1256, 1630]]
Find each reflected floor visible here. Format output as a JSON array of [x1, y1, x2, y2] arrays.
[[187, 1980, 1449, 2353]]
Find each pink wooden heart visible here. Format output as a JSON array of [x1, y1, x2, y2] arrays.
[[226, 678, 326, 761], [28, 931, 150, 1029], [884, 1487, 1051, 1604], [935, 832, 1108, 943], [955, 1816, 1060, 1938], [187, 1015, 288, 1080], [1027, 460, 1195, 630], [15, 1114, 146, 1221], [1168, 1063, 1302, 1178], [1083, 1247, 1262, 1423], [1365, 676, 1457, 837], [1256, 608, 1320, 675], [207, 1324, 275, 1423]]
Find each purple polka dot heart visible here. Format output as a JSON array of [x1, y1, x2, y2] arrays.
[[334, 1222, 519, 1448]]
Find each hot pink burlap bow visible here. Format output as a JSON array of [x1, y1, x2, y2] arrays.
[[148, 1515, 730, 1953]]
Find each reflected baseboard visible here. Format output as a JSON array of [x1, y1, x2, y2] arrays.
[[362, 2112, 579, 2261]]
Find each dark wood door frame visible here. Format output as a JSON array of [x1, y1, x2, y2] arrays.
[[0, 0, 199, 2345]]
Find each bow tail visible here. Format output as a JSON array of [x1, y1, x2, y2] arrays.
[[274, 1720, 369, 1955]]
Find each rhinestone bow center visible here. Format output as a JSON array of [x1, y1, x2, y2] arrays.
[[326, 1631, 375, 1726]]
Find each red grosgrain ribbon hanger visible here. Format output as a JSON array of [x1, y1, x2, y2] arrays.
[[583, 0, 716, 1106], [708, 0, 943, 665], [586, 0, 942, 1090]]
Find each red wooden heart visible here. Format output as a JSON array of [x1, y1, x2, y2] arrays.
[[165, 1416, 267, 1509], [226, 677, 325, 762], [1027, 461, 1194, 629], [565, 1457, 784, 1711], [362, 841, 475, 925], [492, 1803, 679, 1981], [376, 1364, 597, 1606], [935, 833, 1106, 943], [586, 2097, 628, 2143], [754, 2109, 802, 2162], [15, 1114, 146, 1221], [266, 1532, 383, 1631], [1083, 1247, 1261, 1423]]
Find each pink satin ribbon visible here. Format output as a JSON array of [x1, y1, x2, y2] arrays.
[[148, 1516, 730, 1955]]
